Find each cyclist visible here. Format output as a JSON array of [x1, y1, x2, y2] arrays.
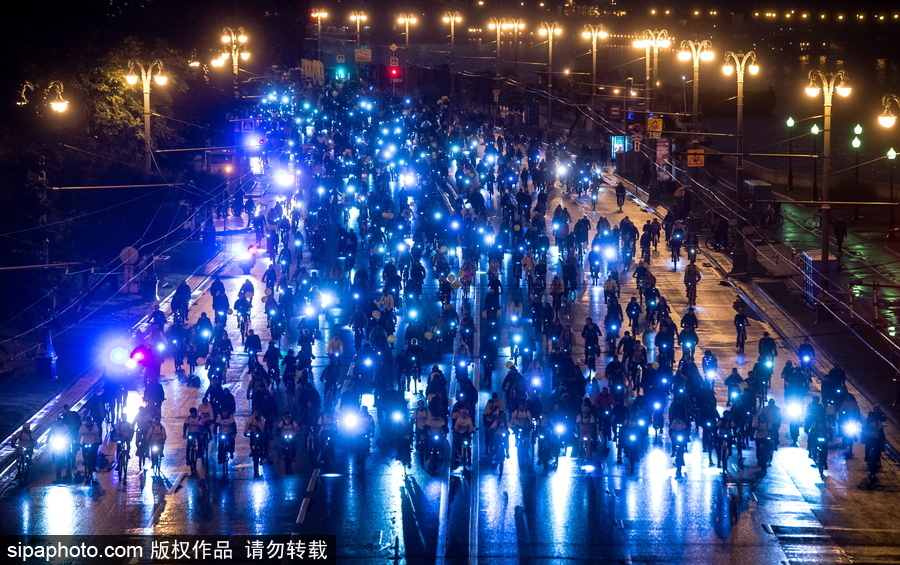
[[326, 334, 344, 360], [263, 341, 283, 380], [413, 400, 430, 445], [10, 423, 35, 476], [216, 409, 238, 461], [509, 402, 534, 443], [684, 263, 701, 302], [112, 416, 134, 458], [758, 331, 778, 359], [452, 408, 476, 464], [681, 307, 698, 331], [603, 275, 619, 306], [276, 412, 301, 454], [78, 415, 103, 484], [576, 401, 598, 458], [145, 416, 167, 457], [245, 329, 262, 363], [245, 409, 269, 459], [669, 417, 690, 456], [733, 308, 749, 352]]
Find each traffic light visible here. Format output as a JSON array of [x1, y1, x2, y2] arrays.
[[389, 66, 401, 81]]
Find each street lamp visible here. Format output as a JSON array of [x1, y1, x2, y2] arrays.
[[806, 69, 851, 303], [212, 27, 249, 99], [786, 117, 795, 190], [677, 39, 713, 138], [125, 60, 168, 174], [487, 18, 505, 76], [888, 148, 896, 239], [397, 14, 417, 94], [582, 24, 608, 123], [311, 10, 328, 61], [504, 20, 525, 76], [852, 124, 862, 220], [811, 123, 820, 200], [878, 94, 900, 128], [722, 50, 759, 275], [17, 81, 68, 112], [442, 11, 462, 99], [349, 11, 367, 48], [538, 22, 563, 131], [633, 30, 670, 112]]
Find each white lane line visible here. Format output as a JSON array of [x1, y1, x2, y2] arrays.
[[166, 471, 186, 495], [295, 467, 320, 524]]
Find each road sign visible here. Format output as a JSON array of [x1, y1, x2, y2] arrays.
[[493, 90, 500, 102], [647, 118, 663, 140], [390, 44, 398, 52], [610, 105, 620, 118], [687, 149, 705, 167], [354, 48, 372, 62], [242, 121, 254, 132], [336, 55, 345, 63], [389, 57, 399, 66]]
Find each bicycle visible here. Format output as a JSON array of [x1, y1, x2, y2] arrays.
[[185, 433, 199, 476], [804, 213, 822, 231], [686, 282, 697, 306], [115, 440, 130, 482], [15, 448, 33, 486], [736, 325, 747, 353], [671, 243, 682, 270], [237, 311, 250, 344], [150, 441, 164, 475], [673, 433, 688, 477], [705, 235, 734, 252]]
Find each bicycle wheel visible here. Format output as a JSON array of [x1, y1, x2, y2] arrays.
[[705, 237, 718, 251]]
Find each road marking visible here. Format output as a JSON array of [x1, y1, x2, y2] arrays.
[[295, 468, 320, 524], [166, 471, 186, 494]]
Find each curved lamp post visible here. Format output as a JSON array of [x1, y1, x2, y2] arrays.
[[125, 60, 168, 174], [677, 39, 713, 138], [722, 50, 759, 275], [806, 69, 851, 293]]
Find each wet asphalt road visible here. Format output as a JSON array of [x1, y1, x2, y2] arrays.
[[2, 158, 900, 565]]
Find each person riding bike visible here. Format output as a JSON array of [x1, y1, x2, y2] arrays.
[[78, 415, 102, 484], [10, 423, 35, 463], [758, 331, 778, 359], [452, 408, 476, 464], [733, 308, 749, 352], [145, 416, 167, 459], [245, 409, 269, 458]]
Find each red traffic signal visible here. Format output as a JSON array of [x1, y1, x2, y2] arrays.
[[388, 66, 401, 79]]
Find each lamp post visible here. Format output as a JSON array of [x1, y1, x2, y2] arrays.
[[811, 123, 820, 200], [852, 124, 862, 220], [311, 10, 328, 61], [17, 81, 68, 113], [539, 22, 562, 132], [786, 117, 795, 190], [350, 11, 367, 48], [505, 20, 525, 76], [877, 95, 900, 238], [805, 68, 851, 298], [125, 60, 168, 174], [582, 24, 608, 124], [214, 27, 249, 99], [633, 30, 670, 112], [722, 50, 759, 275], [889, 148, 896, 239], [487, 18, 505, 76], [397, 14, 417, 95], [677, 39, 713, 139], [443, 12, 462, 100]]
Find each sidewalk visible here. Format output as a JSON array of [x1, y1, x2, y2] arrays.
[[617, 171, 900, 450], [0, 203, 260, 480]]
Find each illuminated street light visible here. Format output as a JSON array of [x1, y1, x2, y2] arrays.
[[503, 19, 525, 75], [806, 68, 851, 295], [311, 10, 328, 61], [487, 18, 505, 76], [350, 11, 367, 48], [397, 13, 418, 95], [722, 50, 759, 275], [633, 29, 671, 111], [125, 60, 169, 174], [878, 93, 900, 128], [17, 80, 68, 113], [215, 27, 249, 99], [677, 39, 713, 138], [442, 11, 462, 99], [538, 22, 562, 130], [582, 24, 608, 126]]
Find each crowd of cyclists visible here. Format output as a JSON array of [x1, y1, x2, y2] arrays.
[[8, 77, 890, 488]]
